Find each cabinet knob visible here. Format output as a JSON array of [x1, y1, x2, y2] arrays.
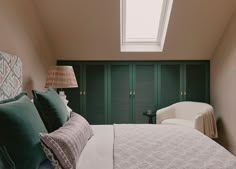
[[80, 91, 82, 95], [184, 91, 187, 96], [130, 91, 132, 96], [180, 91, 183, 96], [133, 91, 135, 95], [83, 91, 86, 95]]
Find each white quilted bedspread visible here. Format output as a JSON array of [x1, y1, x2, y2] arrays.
[[114, 124, 236, 169]]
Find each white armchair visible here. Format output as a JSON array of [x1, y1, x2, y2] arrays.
[[156, 101, 218, 138]]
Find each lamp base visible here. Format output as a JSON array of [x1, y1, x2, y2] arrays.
[[59, 91, 67, 102], [58, 91, 72, 115]]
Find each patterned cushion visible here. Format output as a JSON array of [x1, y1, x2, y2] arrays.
[[0, 51, 22, 101], [40, 112, 93, 169], [40, 146, 62, 169]]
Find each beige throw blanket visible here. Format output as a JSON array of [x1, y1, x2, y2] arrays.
[[203, 110, 218, 138]]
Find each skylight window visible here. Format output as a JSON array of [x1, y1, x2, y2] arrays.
[[125, 0, 163, 42], [120, 0, 173, 52]]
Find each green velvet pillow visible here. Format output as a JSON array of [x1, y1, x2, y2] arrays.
[[32, 87, 68, 132], [0, 92, 47, 169]]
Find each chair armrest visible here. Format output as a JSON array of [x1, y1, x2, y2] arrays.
[[194, 114, 204, 133], [156, 106, 175, 124]]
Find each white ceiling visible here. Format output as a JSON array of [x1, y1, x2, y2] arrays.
[[33, 0, 236, 60]]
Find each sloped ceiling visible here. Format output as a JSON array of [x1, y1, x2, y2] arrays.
[[33, 0, 236, 60]]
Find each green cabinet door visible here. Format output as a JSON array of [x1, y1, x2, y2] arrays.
[[133, 64, 155, 123], [57, 61, 210, 125], [109, 64, 131, 124], [159, 64, 182, 108], [184, 63, 209, 103], [84, 64, 106, 124]]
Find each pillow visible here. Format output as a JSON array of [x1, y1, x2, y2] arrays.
[[32, 87, 68, 132], [33, 98, 72, 117], [0, 146, 15, 169], [0, 92, 48, 169], [40, 112, 93, 169]]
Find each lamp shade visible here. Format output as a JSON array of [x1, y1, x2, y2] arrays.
[[45, 66, 78, 88]]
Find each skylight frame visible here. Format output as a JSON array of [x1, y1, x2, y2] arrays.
[[120, 0, 173, 52]]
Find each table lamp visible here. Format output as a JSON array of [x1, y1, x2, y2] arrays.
[[45, 66, 78, 111]]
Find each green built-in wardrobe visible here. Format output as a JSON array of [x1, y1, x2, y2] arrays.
[[57, 61, 210, 125]]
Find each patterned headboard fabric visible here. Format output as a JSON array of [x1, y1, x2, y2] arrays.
[[0, 51, 22, 101]]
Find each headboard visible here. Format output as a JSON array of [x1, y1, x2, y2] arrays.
[[0, 51, 23, 101]]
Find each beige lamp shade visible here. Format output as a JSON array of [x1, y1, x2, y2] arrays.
[[45, 66, 78, 88]]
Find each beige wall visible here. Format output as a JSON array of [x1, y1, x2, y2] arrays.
[[33, 0, 236, 60], [211, 10, 236, 154], [0, 0, 56, 97]]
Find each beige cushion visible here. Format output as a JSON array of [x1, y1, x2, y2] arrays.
[[161, 118, 194, 128]]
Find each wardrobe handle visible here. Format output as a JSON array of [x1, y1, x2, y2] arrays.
[[184, 91, 187, 96], [130, 91, 132, 96], [80, 91, 83, 95], [133, 91, 135, 96], [83, 91, 86, 95], [180, 91, 183, 96]]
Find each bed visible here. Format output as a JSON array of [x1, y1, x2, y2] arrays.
[[38, 124, 236, 169], [1, 52, 236, 169]]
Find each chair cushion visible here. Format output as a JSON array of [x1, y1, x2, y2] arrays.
[[0, 92, 47, 169], [32, 87, 68, 132], [161, 118, 194, 128]]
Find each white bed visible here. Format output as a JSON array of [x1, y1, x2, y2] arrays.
[[84, 125, 236, 169], [39, 124, 236, 169], [1, 52, 236, 169]]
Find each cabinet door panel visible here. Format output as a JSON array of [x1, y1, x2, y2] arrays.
[[159, 64, 181, 108], [110, 65, 130, 123], [85, 65, 105, 124], [185, 64, 209, 102], [134, 64, 155, 123]]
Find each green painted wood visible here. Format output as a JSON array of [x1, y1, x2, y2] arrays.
[[154, 64, 158, 109], [205, 63, 210, 103], [104, 64, 109, 124], [107, 64, 112, 124], [81, 64, 86, 117], [110, 64, 131, 123], [85, 64, 106, 124], [157, 64, 161, 109], [57, 60, 210, 124], [185, 63, 209, 102], [130, 64, 135, 123], [133, 64, 155, 123], [180, 64, 185, 101], [159, 64, 181, 108]]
